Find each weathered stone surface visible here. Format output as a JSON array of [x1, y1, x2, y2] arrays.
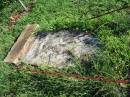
[[5, 24, 100, 68], [21, 30, 99, 68], [4, 24, 39, 64]]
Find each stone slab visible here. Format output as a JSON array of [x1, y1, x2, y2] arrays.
[[21, 30, 99, 68], [4, 25, 99, 68]]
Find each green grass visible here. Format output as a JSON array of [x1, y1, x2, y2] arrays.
[[0, 0, 130, 96]]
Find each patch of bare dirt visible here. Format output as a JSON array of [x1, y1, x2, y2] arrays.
[[8, 2, 35, 30]]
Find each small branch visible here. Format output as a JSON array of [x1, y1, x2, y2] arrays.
[[18, 0, 28, 11], [87, 5, 130, 20]]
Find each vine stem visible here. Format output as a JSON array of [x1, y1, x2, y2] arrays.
[[16, 66, 129, 84]]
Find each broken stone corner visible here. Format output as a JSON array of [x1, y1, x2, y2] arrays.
[[4, 24, 40, 64]]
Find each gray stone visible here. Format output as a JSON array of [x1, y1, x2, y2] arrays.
[[21, 30, 99, 68], [4, 24, 99, 68]]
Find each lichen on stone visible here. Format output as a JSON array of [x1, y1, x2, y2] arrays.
[[21, 30, 100, 68]]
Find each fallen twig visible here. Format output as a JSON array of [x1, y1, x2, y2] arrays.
[[87, 5, 130, 20], [18, 0, 28, 11]]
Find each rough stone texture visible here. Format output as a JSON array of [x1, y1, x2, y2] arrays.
[[4, 24, 99, 68], [4, 24, 39, 64], [21, 30, 100, 68]]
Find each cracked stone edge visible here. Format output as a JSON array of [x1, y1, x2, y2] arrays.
[[4, 24, 39, 64]]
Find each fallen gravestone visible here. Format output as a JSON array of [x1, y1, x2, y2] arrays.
[[4, 24, 100, 68]]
